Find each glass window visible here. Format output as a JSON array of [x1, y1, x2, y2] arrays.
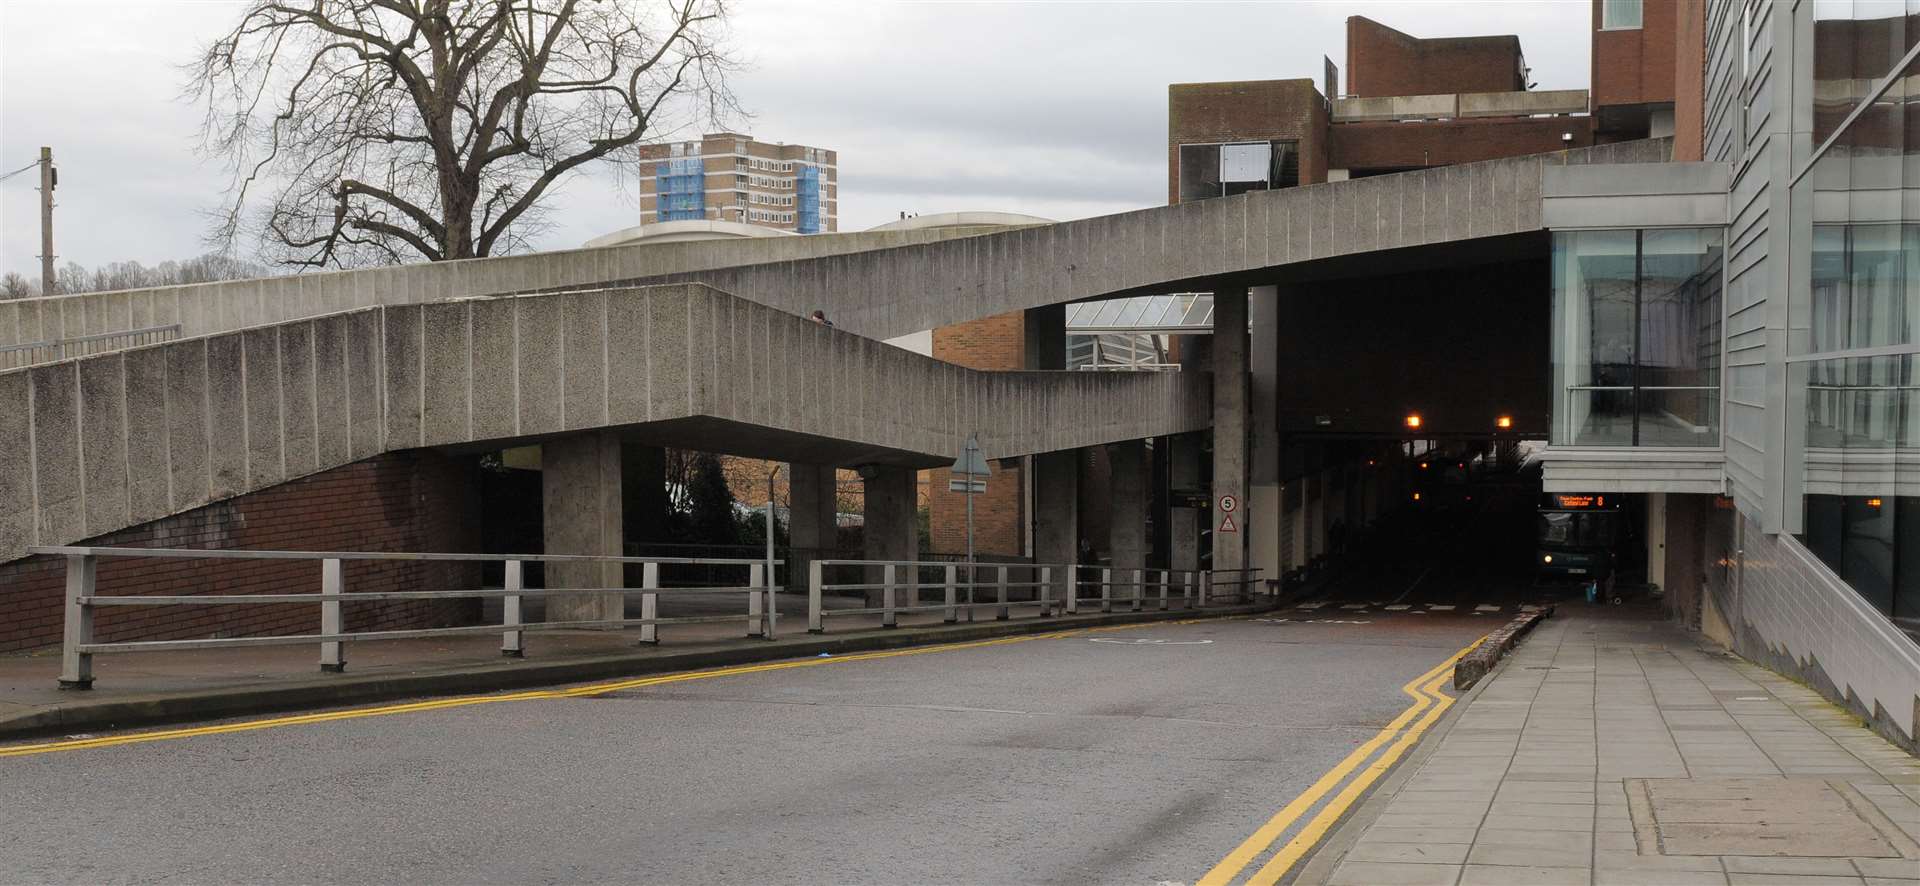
[[1797, 353, 1919, 620], [1602, 0, 1643, 29], [1552, 228, 1725, 446], [1178, 141, 1299, 202]]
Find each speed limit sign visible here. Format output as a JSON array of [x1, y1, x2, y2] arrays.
[[1218, 494, 1238, 513]]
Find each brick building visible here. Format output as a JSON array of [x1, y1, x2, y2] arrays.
[[639, 132, 837, 233]]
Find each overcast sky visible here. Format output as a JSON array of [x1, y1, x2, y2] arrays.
[[0, 0, 1592, 276]]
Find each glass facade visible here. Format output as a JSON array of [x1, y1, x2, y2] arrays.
[[1551, 228, 1725, 447], [1178, 141, 1300, 202], [1792, 1, 1919, 624], [796, 165, 822, 233]]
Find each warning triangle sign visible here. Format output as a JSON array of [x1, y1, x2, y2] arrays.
[[1218, 514, 1238, 533]]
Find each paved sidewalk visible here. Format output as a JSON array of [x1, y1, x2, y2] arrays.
[[1304, 606, 1920, 886]]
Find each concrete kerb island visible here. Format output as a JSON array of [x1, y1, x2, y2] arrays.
[[0, 599, 1278, 742]]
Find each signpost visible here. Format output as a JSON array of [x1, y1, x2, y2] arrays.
[[951, 435, 991, 620], [1217, 493, 1238, 533]]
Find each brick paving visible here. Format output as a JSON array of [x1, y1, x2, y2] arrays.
[[1314, 607, 1920, 886]]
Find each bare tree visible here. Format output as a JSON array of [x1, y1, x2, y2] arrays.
[[189, 0, 736, 268]]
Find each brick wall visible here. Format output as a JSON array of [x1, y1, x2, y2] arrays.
[[1346, 16, 1524, 98], [1591, 0, 1678, 114], [0, 450, 482, 653], [927, 311, 1027, 556], [1329, 117, 1593, 172], [1168, 78, 1329, 202]]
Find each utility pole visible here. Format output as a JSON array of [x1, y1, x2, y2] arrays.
[[38, 147, 55, 295]]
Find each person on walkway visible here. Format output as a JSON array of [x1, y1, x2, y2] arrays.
[[809, 310, 833, 327]]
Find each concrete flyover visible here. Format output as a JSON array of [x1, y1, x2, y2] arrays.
[[0, 140, 1672, 355], [0, 283, 1211, 563]]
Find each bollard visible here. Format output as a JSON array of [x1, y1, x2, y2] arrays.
[[501, 560, 525, 658], [319, 558, 346, 673], [58, 554, 95, 690]]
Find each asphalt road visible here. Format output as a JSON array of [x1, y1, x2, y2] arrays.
[[0, 612, 1498, 885]]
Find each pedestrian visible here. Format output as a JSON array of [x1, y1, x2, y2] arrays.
[[810, 310, 833, 328]]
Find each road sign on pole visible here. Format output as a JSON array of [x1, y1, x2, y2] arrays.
[[951, 435, 990, 610], [1219, 514, 1238, 533], [947, 479, 986, 493]]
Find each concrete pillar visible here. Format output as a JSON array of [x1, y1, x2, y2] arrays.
[[862, 466, 917, 562], [1647, 491, 1668, 590], [1169, 433, 1205, 572], [787, 463, 837, 593], [1108, 440, 1148, 568], [1033, 449, 1080, 597], [1213, 285, 1249, 572], [543, 430, 624, 624]]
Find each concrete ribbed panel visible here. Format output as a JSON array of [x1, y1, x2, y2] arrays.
[[345, 310, 383, 461], [0, 371, 34, 552], [124, 346, 171, 527], [279, 322, 318, 475], [603, 291, 649, 427], [0, 301, 19, 347], [644, 288, 688, 423], [128, 290, 154, 331], [420, 302, 470, 448], [469, 298, 518, 440], [562, 290, 609, 432], [163, 339, 209, 514], [204, 333, 247, 499], [78, 354, 129, 536], [313, 315, 350, 469], [29, 363, 82, 545], [381, 305, 423, 450], [241, 328, 284, 489], [515, 296, 563, 436]]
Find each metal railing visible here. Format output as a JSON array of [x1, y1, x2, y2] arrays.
[[805, 560, 1265, 634], [0, 323, 182, 369], [32, 546, 781, 690]]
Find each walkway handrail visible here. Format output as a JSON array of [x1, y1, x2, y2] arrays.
[[1205, 567, 1267, 604], [0, 323, 181, 369], [30, 546, 783, 690], [804, 559, 1264, 633]]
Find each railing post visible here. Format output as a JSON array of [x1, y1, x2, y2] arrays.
[[996, 564, 1009, 621], [58, 554, 95, 690], [943, 564, 958, 624], [904, 562, 920, 622], [882, 563, 898, 628], [764, 563, 778, 641], [1199, 571, 1211, 607], [1066, 563, 1079, 615], [748, 563, 766, 638], [808, 560, 825, 634], [319, 558, 346, 673], [1040, 566, 1053, 617], [1132, 568, 1144, 612], [638, 562, 659, 645], [1159, 570, 1170, 611], [1100, 567, 1112, 613], [1183, 572, 1196, 610], [502, 560, 525, 658]]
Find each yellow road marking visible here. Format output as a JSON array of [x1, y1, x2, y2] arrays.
[[1, 618, 1229, 759], [1194, 636, 1484, 886]]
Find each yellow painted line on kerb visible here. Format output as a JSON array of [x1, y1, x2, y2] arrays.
[[1195, 635, 1484, 886], [0, 619, 1221, 759]]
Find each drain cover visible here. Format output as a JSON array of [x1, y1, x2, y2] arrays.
[[1631, 778, 1903, 857]]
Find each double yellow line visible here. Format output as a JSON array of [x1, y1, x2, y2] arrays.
[[1, 620, 1216, 759], [1196, 636, 1483, 886]]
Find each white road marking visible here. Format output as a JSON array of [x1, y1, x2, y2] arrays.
[[1475, 604, 1501, 612], [1384, 604, 1411, 611], [1339, 603, 1369, 610], [1428, 604, 1456, 611], [1296, 601, 1328, 610]]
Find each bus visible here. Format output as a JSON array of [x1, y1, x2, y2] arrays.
[[1536, 492, 1625, 585]]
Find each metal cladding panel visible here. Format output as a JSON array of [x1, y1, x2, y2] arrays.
[[420, 302, 471, 447], [77, 354, 128, 536], [123, 347, 171, 527]]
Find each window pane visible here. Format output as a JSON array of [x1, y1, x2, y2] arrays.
[[1603, 0, 1642, 29], [1178, 144, 1221, 203], [1637, 229, 1724, 446], [1552, 230, 1639, 445]]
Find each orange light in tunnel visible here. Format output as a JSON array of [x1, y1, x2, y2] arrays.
[[1412, 492, 1422, 501], [1404, 414, 1423, 429], [1497, 415, 1513, 429], [1419, 462, 1429, 470], [1869, 497, 1885, 509]]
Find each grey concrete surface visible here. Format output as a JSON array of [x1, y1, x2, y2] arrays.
[[0, 284, 1211, 563], [1299, 606, 1920, 886], [0, 614, 1500, 885], [0, 141, 1674, 353]]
